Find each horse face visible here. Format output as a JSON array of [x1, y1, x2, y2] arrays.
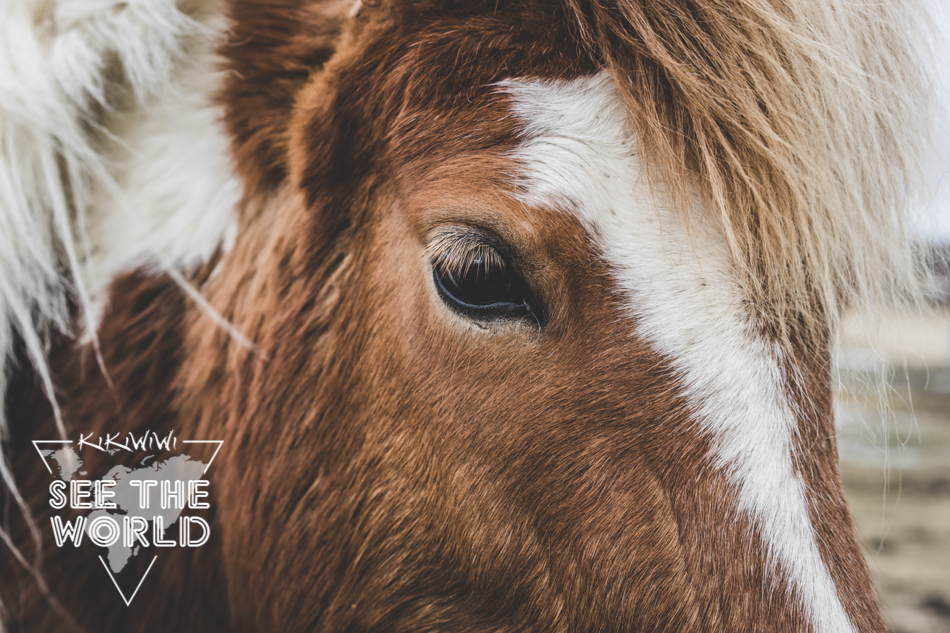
[[190, 6, 879, 631], [0, 0, 927, 629]]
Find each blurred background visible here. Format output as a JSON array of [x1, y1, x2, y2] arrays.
[[837, 295, 950, 633], [835, 5, 950, 631]]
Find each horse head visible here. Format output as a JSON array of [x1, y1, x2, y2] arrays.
[[0, 1, 932, 631]]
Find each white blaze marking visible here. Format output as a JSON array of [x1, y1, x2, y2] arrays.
[[503, 73, 854, 633]]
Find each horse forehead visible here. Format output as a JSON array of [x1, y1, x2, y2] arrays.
[[502, 71, 857, 633], [501, 72, 737, 337]]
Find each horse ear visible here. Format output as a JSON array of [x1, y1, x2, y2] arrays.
[[219, 0, 360, 195]]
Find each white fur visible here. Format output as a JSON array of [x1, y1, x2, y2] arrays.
[[0, 0, 238, 605], [504, 73, 855, 632], [0, 0, 237, 395], [84, 27, 240, 326]]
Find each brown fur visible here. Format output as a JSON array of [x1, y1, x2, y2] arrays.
[[3, 274, 229, 632], [2, 0, 915, 630], [781, 328, 886, 632]]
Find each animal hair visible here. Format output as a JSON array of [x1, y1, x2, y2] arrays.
[[0, 0, 223, 615], [0, 0, 941, 628], [563, 0, 937, 337], [426, 228, 508, 281]]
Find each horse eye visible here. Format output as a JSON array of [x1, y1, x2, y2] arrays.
[[432, 250, 543, 325]]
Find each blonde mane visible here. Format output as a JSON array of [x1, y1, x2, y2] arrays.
[[565, 0, 937, 335]]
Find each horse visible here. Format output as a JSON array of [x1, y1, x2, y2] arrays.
[[0, 0, 935, 631]]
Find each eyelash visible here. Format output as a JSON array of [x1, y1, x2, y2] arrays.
[[428, 234, 504, 280]]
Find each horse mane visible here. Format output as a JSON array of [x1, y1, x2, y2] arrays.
[[563, 0, 936, 335], [0, 0, 217, 421]]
